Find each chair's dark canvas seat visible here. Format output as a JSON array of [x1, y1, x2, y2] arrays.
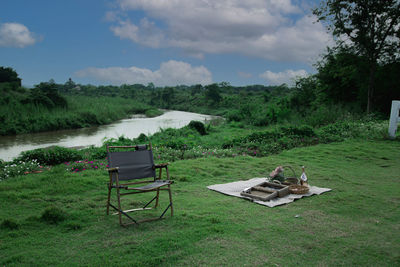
[[132, 180, 172, 191]]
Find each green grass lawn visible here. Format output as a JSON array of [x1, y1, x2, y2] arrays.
[[1, 139, 399, 266]]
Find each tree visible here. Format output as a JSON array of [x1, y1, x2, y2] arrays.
[[62, 78, 76, 93], [205, 83, 222, 104], [161, 87, 174, 108], [191, 84, 203, 96], [313, 0, 400, 113], [316, 49, 369, 105], [0, 66, 21, 87], [29, 82, 68, 108]]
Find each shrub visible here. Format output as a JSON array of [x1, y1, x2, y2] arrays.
[[226, 110, 243, 122], [17, 146, 81, 166], [78, 111, 99, 125], [145, 108, 163, 118], [79, 146, 107, 160], [1, 219, 20, 230], [188, 120, 207, 135], [136, 133, 148, 143], [0, 159, 41, 180], [222, 125, 318, 155]]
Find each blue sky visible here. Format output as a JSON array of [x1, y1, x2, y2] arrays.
[[0, 0, 331, 87]]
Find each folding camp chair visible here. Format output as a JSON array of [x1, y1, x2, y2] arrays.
[[106, 144, 173, 226]]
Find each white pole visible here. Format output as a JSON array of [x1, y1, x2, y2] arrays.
[[388, 100, 400, 139]]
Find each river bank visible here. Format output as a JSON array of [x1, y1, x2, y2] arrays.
[[0, 96, 162, 136], [0, 110, 217, 161]]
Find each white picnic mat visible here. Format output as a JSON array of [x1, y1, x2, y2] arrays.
[[207, 178, 332, 207]]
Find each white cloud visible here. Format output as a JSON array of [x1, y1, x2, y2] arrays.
[[259, 69, 308, 85], [110, 18, 164, 48], [0, 22, 37, 48], [109, 0, 331, 61], [75, 60, 212, 86]]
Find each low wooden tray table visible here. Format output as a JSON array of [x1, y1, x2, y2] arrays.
[[240, 181, 289, 201]]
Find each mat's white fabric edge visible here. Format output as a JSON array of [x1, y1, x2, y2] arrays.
[[207, 177, 332, 207]]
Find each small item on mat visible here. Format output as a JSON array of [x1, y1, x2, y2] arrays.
[[269, 165, 299, 184], [300, 166, 308, 186], [269, 166, 284, 181], [240, 181, 289, 201]]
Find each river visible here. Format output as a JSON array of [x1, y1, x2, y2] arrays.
[[0, 110, 216, 161]]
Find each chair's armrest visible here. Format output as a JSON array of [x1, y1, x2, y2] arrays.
[[155, 163, 169, 169], [107, 167, 119, 172]]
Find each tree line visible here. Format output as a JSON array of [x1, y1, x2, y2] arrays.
[[1, 0, 399, 135]]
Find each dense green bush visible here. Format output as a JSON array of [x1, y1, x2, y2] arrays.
[[222, 125, 318, 156], [0, 159, 41, 180], [226, 110, 243, 122], [1, 219, 20, 230], [224, 125, 316, 147], [145, 108, 163, 118], [17, 146, 81, 165], [78, 146, 107, 160], [188, 120, 207, 135]]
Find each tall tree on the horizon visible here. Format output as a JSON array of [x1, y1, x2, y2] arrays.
[[0, 66, 21, 87], [313, 0, 400, 113]]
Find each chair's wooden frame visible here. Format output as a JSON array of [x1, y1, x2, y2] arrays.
[[106, 145, 173, 226]]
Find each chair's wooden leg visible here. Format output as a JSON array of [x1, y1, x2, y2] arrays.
[[158, 167, 162, 180], [155, 167, 162, 208], [106, 183, 112, 215], [155, 188, 160, 208], [116, 179, 123, 226], [168, 184, 173, 217]]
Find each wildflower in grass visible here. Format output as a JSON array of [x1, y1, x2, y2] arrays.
[[0, 160, 41, 180], [69, 159, 107, 172]]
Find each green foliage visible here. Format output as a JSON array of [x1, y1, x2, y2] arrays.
[[313, 0, 400, 112], [204, 83, 222, 104], [313, 0, 400, 63], [188, 120, 207, 135], [223, 125, 318, 156], [35, 82, 68, 108], [0, 66, 21, 87], [1, 219, 20, 230], [373, 61, 400, 114], [78, 145, 108, 160], [291, 50, 400, 116], [22, 82, 68, 109], [17, 146, 81, 166], [299, 104, 352, 127], [0, 160, 41, 181], [145, 108, 163, 118], [317, 119, 388, 142], [0, 95, 159, 135]]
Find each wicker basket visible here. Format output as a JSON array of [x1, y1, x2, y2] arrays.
[[288, 184, 309, 194], [282, 177, 299, 185]]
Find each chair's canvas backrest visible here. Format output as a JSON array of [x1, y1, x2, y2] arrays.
[[107, 146, 156, 181]]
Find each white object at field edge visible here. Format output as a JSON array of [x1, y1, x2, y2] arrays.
[[388, 100, 400, 138]]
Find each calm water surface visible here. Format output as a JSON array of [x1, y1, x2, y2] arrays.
[[0, 110, 216, 161]]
